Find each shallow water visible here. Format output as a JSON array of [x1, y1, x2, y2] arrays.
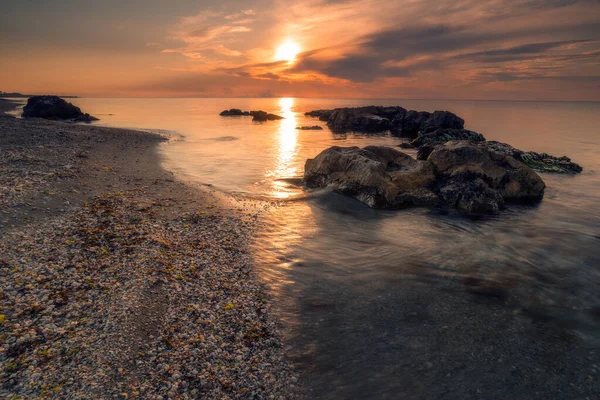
[[31, 97, 600, 397]]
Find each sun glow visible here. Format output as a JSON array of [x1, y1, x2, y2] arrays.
[[275, 40, 301, 62]]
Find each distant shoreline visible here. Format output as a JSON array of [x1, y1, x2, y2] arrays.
[[0, 93, 78, 99]]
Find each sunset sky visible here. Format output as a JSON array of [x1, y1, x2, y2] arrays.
[[1, 0, 599, 100]]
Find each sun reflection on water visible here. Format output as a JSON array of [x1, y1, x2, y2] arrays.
[[269, 97, 299, 199]]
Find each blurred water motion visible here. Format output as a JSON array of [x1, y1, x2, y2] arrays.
[[62, 97, 600, 398]]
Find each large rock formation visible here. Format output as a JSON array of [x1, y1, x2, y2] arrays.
[[303, 143, 546, 216], [22, 96, 98, 122], [305, 105, 582, 174], [305, 106, 463, 137]]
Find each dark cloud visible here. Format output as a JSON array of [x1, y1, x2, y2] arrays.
[[257, 73, 280, 79], [291, 18, 600, 83], [452, 40, 591, 63]]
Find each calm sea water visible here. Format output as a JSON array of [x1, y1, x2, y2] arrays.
[[14, 98, 600, 398]]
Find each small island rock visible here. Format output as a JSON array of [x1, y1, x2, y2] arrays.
[[22, 96, 98, 122]]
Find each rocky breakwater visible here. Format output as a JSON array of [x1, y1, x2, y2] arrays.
[[306, 105, 582, 174], [219, 109, 284, 122], [303, 142, 546, 216], [22, 96, 98, 123], [305, 106, 464, 136]]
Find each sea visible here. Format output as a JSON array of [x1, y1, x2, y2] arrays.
[[7, 97, 600, 398]]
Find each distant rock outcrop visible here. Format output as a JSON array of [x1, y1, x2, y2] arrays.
[[303, 143, 546, 216], [250, 110, 284, 121], [296, 125, 324, 130], [22, 96, 97, 122], [305, 105, 582, 174], [219, 109, 250, 116], [219, 109, 284, 121]]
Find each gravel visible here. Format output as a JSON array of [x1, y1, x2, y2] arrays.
[[0, 117, 300, 399]]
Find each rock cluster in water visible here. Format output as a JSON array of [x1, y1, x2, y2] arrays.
[[306, 106, 582, 174], [22, 96, 98, 123], [296, 125, 323, 130], [303, 143, 547, 216], [219, 109, 284, 122]]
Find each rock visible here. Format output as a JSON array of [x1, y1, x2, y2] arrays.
[[304, 109, 333, 121], [413, 129, 486, 159], [398, 142, 415, 149], [296, 125, 323, 130], [390, 110, 431, 138], [250, 111, 284, 122], [327, 109, 391, 133], [482, 141, 583, 174], [437, 178, 506, 215], [22, 96, 98, 122], [303, 146, 438, 208], [428, 141, 545, 207], [303, 142, 546, 216], [421, 111, 465, 133], [219, 109, 247, 116], [303, 105, 582, 173]]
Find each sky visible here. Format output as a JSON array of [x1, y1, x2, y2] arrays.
[[1, 0, 599, 100]]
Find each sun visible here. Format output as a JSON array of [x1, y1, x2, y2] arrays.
[[275, 40, 301, 62]]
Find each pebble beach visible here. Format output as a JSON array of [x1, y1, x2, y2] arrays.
[[0, 107, 299, 399]]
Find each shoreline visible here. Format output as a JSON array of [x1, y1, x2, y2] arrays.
[[0, 99, 22, 116], [0, 116, 299, 398]]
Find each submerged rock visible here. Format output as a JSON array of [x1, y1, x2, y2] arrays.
[[296, 125, 324, 130], [219, 109, 250, 116], [304, 109, 333, 121], [22, 96, 98, 122], [303, 142, 546, 216], [219, 109, 284, 121], [250, 110, 284, 121]]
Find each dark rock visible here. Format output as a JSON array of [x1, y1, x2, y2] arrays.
[[303, 146, 439, 208], [437, 178, 505, 215], [305, 109, 333, 121], [296, 125, 324, 130], [219, 109, 246, 116], [22, 96, 98, 122], [428, 141, 546, 206], [303, 104, 582, 173], [398, 142, 415, 149], [390, 110, 431, 138], [303, 142, 546, 216], [250, 110, 284, 121], [482, 141, 583, 174], [327, 108, 391, 133], [421, 111, 465, 133], [413, 129, 486, 159]]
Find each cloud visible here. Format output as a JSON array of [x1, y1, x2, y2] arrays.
[[257, 72, 280, 79], [161, 9, 256, 61]]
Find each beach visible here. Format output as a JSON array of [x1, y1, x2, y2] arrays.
[[0, 112, 299, 398]]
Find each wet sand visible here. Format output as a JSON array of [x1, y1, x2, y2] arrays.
[[0, 116, 299, 398]]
